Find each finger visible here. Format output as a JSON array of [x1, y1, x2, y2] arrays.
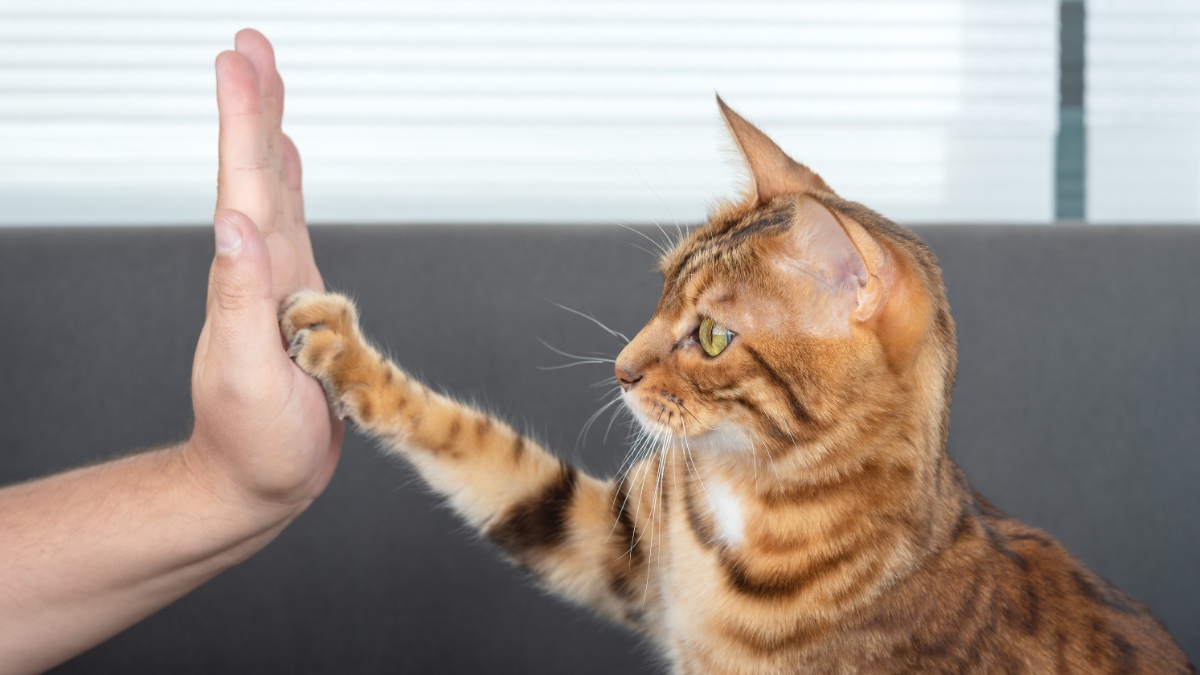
[[215, 50, 273, 231], [205, 209, 283, 374], [275, 71, 286, 129], [282, 133, 305, 224], [275, 72, 291, 224], [275, 73, 295, 230], [235, 30, 292, 233], [281, 134, 323, 290], [235, 29, 282, 131]]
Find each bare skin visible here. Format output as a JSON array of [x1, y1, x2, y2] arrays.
[[0, 30, 342, 674]]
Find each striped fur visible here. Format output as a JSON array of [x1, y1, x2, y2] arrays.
[[280, 103, 1192, 673]]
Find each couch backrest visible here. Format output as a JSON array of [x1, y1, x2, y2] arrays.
[[1, 225, 1196, 672]]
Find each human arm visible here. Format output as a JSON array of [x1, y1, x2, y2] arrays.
[[0, 29, 342, 673]]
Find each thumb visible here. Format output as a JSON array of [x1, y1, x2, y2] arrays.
[[206, 209, 276, 355]]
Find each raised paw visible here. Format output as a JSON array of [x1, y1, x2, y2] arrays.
[[280, 290, 368, 419]]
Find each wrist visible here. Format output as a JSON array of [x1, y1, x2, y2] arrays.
[[174, 437, 308, 550]]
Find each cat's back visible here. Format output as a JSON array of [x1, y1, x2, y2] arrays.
[[865, 495, 1193, 674]]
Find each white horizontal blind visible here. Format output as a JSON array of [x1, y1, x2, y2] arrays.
[[0, 0, 1057, 226], [1087, 0, 1200, 223]]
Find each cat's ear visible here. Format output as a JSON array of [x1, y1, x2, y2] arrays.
[[717, 95, 831, 206], [782, 197, 886, 324], [777, 197, 932, 367]]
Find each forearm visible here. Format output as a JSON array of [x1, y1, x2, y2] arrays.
[[0, 442, 295, 675]]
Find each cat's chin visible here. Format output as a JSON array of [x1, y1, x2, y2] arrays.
[[623, 402, 754, 454], [673, 423, 758, 455]]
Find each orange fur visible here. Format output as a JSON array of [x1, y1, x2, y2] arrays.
[[280, 102, 1192, 674]]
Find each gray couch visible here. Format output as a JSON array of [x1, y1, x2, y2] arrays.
[[1, 225, 1197, 672]]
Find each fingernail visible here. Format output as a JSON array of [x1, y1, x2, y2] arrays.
[[214, 215, 243, 254]]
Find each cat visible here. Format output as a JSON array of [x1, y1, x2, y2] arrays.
[[279, 98, 1192, 674]]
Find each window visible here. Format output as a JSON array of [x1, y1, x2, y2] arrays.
[[1087, 0, 1200, 223], [1, 1, 1058, 226]]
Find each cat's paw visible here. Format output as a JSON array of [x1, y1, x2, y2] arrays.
[[280, 290, 368, 419]]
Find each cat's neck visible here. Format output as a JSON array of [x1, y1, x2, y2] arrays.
[[681, 392, 966, 562]]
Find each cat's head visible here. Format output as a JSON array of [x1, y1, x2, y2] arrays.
[[615, 98, 956, 475]]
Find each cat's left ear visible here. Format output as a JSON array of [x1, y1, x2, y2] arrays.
[[779, 197, 932, 367], [785, 196, 887, 324], [717, 95, 831, 206]]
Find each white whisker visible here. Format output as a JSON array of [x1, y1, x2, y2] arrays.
[[537, 338, 617, 363], [547, 301, 631, 344], [613, 221, 671, 259], [577, 394, 625, 450], [680, 427, 716, 517], [604, 401, 628, 444], [640, 432, 671, 608], [759, 439, 785, 491], [538, 360, 616, 371]]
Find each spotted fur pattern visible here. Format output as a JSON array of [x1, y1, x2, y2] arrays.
[[280, 103, 1192, 673]]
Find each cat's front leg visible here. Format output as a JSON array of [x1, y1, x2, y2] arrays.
[[279, 291, 663, 630], [280, 290, 502, 454], [281, 290, 479, 456], [279, 289, 538, 516]]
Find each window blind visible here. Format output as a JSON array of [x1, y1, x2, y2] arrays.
[[1087, 0, 1200, 223], [0, 0, 1057, 226]]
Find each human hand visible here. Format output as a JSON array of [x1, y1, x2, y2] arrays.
[[185, 29, 343, 517]]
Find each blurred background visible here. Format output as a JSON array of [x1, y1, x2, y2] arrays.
[[2, 3, 1199, 670], [2, 0, 1191, 227]]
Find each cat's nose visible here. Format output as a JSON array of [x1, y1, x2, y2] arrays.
[[616, 366, 643, 392]]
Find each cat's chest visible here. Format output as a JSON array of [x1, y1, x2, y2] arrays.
[[659, 479, 853, 670], [703, 480, 748, 545], [662, 479, 757, 622]]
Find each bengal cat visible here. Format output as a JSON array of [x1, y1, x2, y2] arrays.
[[280, 99, 1192, 674]]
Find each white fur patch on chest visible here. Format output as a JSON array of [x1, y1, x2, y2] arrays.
[[708, 481, 745, 546]]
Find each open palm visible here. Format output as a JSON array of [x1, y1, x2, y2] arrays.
[[189, 29, 342, 508]]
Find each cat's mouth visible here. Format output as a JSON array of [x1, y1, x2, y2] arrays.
[[622, 391, 746, 452], [621, 391, 687, 440]]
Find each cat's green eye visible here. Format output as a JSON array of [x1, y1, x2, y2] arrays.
[[698, 316, 733, 357]]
